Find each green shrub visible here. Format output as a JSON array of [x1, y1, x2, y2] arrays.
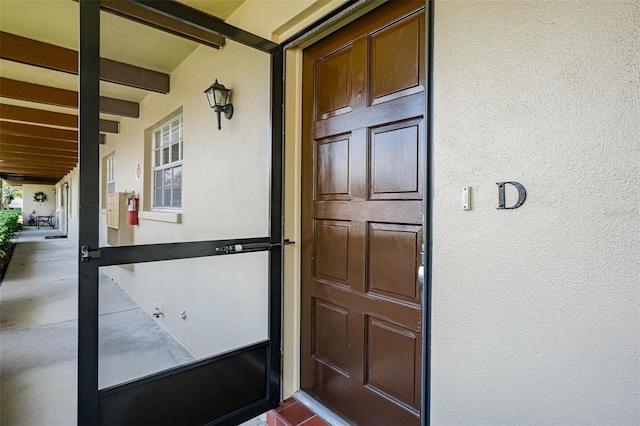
[[0, 209, 20, 259]]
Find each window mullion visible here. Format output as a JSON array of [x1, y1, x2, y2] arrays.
[[152, 115, 183, 209]]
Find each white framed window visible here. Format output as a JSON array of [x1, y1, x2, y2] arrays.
[[106, 154, 116, 195], [152, 116, 183, 208]]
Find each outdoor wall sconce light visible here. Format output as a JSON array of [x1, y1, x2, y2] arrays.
[[63, 182, 69, 190], [204, 79, 233, 130], [52, 189, 56, 195]]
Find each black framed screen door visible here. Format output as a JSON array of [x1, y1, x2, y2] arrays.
[[77, 1, 284, 424]]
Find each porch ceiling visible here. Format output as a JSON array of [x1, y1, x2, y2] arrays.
[[0, 0, 245, 186]]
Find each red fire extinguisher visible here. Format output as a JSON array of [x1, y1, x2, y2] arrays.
[[127, 192, 139, 226]]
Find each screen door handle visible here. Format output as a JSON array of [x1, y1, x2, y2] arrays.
[[215, 239, 296, 254], [417, 244, 425, 294]]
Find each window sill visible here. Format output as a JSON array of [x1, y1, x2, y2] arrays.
[[139, 211, 182, 223]]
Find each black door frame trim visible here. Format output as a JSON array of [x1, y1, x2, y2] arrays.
[[78, 0, 284, 424], [424, 1, 435, 424]]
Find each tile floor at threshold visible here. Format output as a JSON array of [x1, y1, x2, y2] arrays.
[[266, 398, 331, 426]]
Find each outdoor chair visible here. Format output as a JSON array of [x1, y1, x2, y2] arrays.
[[37, 210, 55, 229]]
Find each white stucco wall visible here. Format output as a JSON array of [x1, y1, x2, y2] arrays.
[[21, 184, 56, 225], [56, 168, 79, 243], [100, 41, 271, 245], [431, 1, 639, 424], [98, 40, 271, 361]]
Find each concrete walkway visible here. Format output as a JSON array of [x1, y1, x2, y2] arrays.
[[0, 226, 194, 426]]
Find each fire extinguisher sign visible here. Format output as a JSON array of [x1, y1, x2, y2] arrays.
[[135, 162, 141, 181]]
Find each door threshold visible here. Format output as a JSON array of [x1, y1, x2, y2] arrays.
[[293, 391, 351, 426]]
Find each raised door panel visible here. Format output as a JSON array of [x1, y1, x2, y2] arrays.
[[315, 45, 353, 120], [315, 134, 351, 201], [366, 317, 420, 410], [367, 223, 422, 304], [313, 219, 351, 287], [369, 13, 424, 105], [312, 299, 350, 374], [369, 119, 424, 200]]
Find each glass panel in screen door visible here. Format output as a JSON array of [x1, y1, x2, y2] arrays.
[[98, 251, 269, 390]]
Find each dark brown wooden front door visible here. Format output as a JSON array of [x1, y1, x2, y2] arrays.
[[301, 2, 426, 425]]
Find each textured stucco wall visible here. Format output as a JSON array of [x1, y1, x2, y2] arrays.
[[21, 184, 55, 225], [99, 41, 271, 245], [57, 169, 79, 242], [97, 40, 271, 361], [432, 1, 639, 424]]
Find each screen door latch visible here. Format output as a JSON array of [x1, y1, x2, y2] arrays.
[[81, 246, 101, 262], [215, 239, 296, 254], [417, 243, 425, 295], [272, 239, 295, 248]]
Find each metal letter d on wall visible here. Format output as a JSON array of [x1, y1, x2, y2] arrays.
[[497, 181, 526, 209]]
